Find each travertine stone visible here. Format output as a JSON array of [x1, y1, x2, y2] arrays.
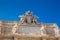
[[0, 11, 60, 40]]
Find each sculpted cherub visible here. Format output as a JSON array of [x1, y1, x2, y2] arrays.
[[19, 15, 26, 24], [33, 16, 38, 24]]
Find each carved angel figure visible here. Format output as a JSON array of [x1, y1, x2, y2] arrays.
[[20, 16, 26, 24]]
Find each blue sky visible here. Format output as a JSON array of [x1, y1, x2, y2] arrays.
[[0, 0, 60, 27]]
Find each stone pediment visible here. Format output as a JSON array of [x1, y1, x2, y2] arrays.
[[0, 11, 60, 40]]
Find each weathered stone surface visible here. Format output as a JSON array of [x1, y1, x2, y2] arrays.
[[0, 11, 60, 40]]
